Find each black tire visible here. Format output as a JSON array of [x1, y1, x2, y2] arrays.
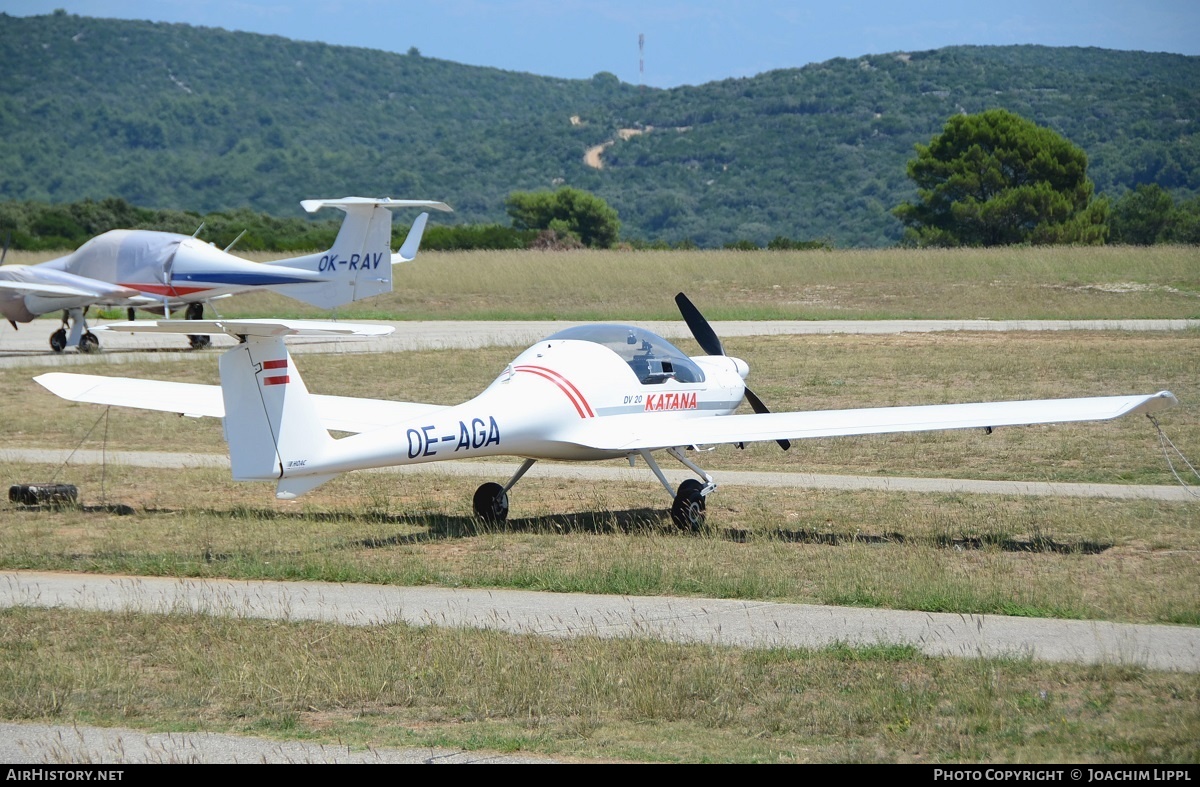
[[127, 307, 136, 321], [78, 331, 100, 353], [473, 482, 509, 523], [670, 479, 707, 532], [9, 484, 78, 507], [49, 328, 67, 353], [186, 302, 204, 320], [188, 334, 211, 350]]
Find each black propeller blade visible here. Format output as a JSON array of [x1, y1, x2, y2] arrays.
[[674, 292, 724, 357], [675, 292, 791, 451]]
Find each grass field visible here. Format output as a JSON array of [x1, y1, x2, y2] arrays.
[[1, 247, 1198, 762], [10, 244, 1200, 321]]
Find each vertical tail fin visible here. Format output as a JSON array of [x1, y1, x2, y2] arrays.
[[218, 335, 338, 497], [265, 197, 452, 309]]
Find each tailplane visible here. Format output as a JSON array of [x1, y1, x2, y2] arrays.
[[92, 318, 392, 498], [266, 197, 452, 309]]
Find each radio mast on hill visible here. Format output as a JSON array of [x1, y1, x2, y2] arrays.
[[639, 33, 644, 88]]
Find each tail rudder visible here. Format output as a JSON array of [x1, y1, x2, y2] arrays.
[[266, 198, 451, 309], [218, 335, 338, 497]]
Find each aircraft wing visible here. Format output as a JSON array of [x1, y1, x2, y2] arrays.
[[560, 392, 1179, 452], [0, 279, 107, 298], [0, 263, 149, 301], [33, 373, 446, 434]]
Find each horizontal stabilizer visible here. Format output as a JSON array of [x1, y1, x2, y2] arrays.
[[300, 197, 453, 214], [34, 372, 446, 434], [35, 373, 224, 418], [92, 319, 394, 339]]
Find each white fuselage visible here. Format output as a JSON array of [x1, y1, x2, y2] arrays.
[[278, 337, 748, 479], [0, 230, 326, 324]]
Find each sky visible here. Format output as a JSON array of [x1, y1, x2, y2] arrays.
[[3, 0, 1198, 88]]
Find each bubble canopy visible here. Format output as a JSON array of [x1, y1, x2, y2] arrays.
[[543, 324, 705, 384]]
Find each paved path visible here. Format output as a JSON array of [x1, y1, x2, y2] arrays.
[[0, 721, 561, 764], [4, 571, 1197, 673], [3, 318, 1197, 369], [3, 448, 1195, 502]]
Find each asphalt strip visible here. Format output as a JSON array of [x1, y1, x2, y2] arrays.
[[2, 448, 1194, 501], [4, 570, 1198, 673]]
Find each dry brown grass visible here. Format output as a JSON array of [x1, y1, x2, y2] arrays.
[[12, 245, 1197, 320]]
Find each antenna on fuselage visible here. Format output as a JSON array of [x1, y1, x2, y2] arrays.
[[223, 229, 247, 253]]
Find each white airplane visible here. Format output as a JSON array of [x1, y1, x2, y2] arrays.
[[0, 197, 452, 352], [34, 293, 1178, 529]]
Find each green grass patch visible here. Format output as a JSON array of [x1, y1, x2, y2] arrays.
[[0, 607, 1195, 763]]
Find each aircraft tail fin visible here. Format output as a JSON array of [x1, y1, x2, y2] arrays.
[[265, 197, 452, 309], [217, 334, 338, 497]]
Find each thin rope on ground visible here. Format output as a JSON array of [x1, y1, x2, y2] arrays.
[[1149, 414, 1200, 499], [49, 406, 110, 485]]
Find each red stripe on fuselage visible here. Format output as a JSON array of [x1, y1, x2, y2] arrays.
[[118, 283, 214, 297], [514, 364, 594, 418]]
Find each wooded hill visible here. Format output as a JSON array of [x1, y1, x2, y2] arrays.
[[2, 12, 1197, 247]]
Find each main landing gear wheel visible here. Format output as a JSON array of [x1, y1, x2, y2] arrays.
[[185, 302, 210, 350], [473, 482, 509, 524], [78, 331, 100, 353], [671, 479, 707, 532], [49, 328, 67, 353]]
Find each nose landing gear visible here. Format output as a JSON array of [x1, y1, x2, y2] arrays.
[[185, 302, 210, 350]]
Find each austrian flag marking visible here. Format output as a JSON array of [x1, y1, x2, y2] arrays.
[[262, 358, 289, 386], [644, 392, 698, 412]]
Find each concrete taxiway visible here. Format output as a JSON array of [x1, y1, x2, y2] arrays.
[[2, 317, 1197, 369]]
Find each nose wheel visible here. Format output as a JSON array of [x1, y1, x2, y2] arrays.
[[186, 302, 210, 349], [635, 448, 715, 532], [671, 479, 707, 531]]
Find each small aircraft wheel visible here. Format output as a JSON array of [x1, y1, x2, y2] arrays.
[[126, 307, 136, 321], [78, 332, 100, 353], [473, 482, 509, 524], [186, 302, 204, 321], [671, 479, 707, 532], [188, 334, 211, 350], [49, 328, 67, 353]]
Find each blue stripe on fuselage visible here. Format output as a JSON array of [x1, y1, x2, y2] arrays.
[[174, 272, 321, 286]]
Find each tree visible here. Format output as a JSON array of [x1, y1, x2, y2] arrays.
[[893, 109, 1108, 247], [1110, 184, 1176, 244], [505, 187, 621, 248]]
